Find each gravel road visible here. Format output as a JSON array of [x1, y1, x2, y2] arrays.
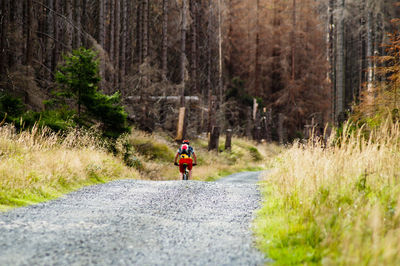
[[0, 171, 266, 265]]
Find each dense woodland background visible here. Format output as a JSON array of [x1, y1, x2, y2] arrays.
[[0, 0, 400, 142]]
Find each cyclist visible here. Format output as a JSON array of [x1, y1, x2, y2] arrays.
[[174, 139, 197, 179]]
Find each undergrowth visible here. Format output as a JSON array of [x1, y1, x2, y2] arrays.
[[255, 121, 400, 265]]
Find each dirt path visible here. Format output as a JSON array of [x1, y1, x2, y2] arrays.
[[0, 172, 265, 265]]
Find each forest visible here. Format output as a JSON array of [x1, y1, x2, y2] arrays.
[[1, 0, 399, 141], [4, 1, 400, 265]]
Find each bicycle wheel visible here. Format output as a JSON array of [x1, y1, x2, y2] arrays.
[[182, 164, 188, 180]]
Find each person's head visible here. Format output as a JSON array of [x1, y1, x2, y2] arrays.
[[182, 139, 190, 145]]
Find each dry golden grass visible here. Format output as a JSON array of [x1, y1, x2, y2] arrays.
[[0, 125, 138, 211], [118, 129, 278, 181], [256, 121, 400, 265]]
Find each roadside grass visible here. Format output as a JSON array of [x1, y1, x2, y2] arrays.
[[255, 121, 400, 265], [118, 131, 278, 181], [0, 125, 138, 211]]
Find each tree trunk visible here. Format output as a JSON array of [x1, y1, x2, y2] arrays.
[[53, 0, 63, 71], [162, 0, 169, 81], [208, 126, 220, 151], [114, 0, 120, 86], [65, 0, 73, 51], [120, 0, 127, 83], [81, 0, 87, 46], [136, 1, 143, 64], [126, 0, 133, 73], [74, 0, 81, 49], [142, 0, 149, 61], [26, 0, 34, 65], [105, 0, 111, 53], [45, 0, 54, 76], [99, 0, 105, 48], [180, 0, 188, 107], [109, 0, 115, 62], [254, 0, 261, 97], [217, 0, 223, 103], [328, 0, 335, 122], [335, 0, 345, 121], [366, 11, 373, 97], [15, 0, 24, 65], [291, 0, 296, 80], [99, 0, 105, 90], [225, 129, 232, 151], [190, 0, 197, 92], [0, 0, 8, 73], [358, 0, 365, 100], [207, 0, 213, 132]]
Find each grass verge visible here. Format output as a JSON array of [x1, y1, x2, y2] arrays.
[[255, 122, 400, 265], [0, 125, 138, 211]]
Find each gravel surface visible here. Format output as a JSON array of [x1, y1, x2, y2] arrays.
[[0, 172, 266, 265]]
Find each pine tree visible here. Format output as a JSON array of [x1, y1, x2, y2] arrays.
[[56, 48, 129, 137]]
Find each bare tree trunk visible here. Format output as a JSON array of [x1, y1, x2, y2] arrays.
[[358, 0, 365, 100], [142, 0, 149, 61], [126, 0, 133, 74], [26, 0, 34, 65], [217, 0, 223, 103], [226, 0, 234, 75], [99, 0, 105, 48], [109, 0, 115, 62], [190, 0, 197, 92], [114, 0, 120, 86], [136, 1, 143, 64], [328, 0, 335, 122], [335, 0, 345, 121], [15, 0, 24, 65], [53, 0, 63, 71], [207, 0, 213, 132], [65, 0, 73, 51], [208, 126, 220, 151], [180, 0, 188, 107], [291, 0, 296, 80], [254, 0, 261, 97], [0, 0, 8, 73], [74, 0, 81, 49], [162, 0, 169, 81], [105, 0, 111, 53], [45, 0, 54, 77], [120, 0, 127, 83], [366, 11, 373, 97], [98, 0, 105, 90], [81, 0, 87, 46]]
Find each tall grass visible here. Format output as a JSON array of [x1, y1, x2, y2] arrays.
[[0, 125, 138, 211], [256, 121, 400, 265]]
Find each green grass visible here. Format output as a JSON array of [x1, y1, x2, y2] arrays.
[[255, 185, 322, 265], [255, 122, 400, 265]]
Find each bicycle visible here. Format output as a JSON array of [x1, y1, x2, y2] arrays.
[[175, 162, 196, 180], [182, 163, 189, 180]]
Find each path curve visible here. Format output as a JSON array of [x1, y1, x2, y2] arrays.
[[0, 172, 265, 265]]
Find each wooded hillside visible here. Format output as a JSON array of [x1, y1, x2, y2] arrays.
[[0, 0, 399, 141]]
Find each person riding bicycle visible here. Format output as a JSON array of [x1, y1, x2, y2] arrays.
[[174, 139, 197, 179]]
